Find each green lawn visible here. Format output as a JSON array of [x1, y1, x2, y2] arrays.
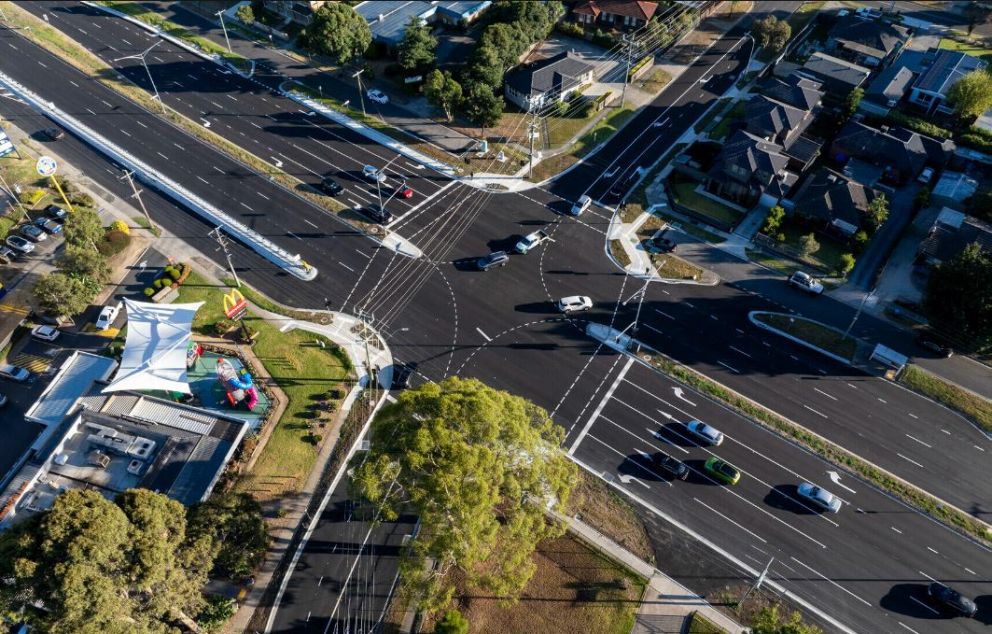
[[668, 174, 742, 227], [708, 101, 746, 140], [638, 67, 673, 95], [688, 612, 727, 634], [529, 107, 635, 181], [900, 365, 992, 434], [779, 224, 849, 275], [938, 37, 992, 63], [756, 313, 857, 361]]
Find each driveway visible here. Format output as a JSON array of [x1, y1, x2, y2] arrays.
[[530, 34, 622, 83]]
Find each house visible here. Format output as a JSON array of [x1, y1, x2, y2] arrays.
[[862, 64, 915, 114], [354, 1, 492, 47], [762, 74, 825, 111], [797, 52, 871, 96], [262, 0, 326, 26], [831, 122, 933, 183], [908, 48, 985, 115], [504, 52, 596, 112], [918, 207, 992, 266], [790, 168, 880, 237], [571, 0, 659, 30], [825, 15, 909, 67], [705, 130, 797, 208], [743, 91, 823, 172], [931, 171, 979, 209]]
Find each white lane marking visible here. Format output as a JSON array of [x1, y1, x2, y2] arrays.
[[69, 80, 79, 88], [683, 301, 695, 309], [156, 151, 169, 160], [121, 130, 131, 137], [354, 249, 370, 259], [905, 434, 932, 449], [212, 165, 225, 174], [813, 388, 837, 401], [717, 361, 739, 373], [642, 324, 664, 336], [569, 357, 635, 454], [709, 314, 718, 321], [965, 567, 976, 575], [37, 61, 48, 68], [251, 121, 262, 129], [287, 231, 301, 240], [239, 202, 254, 211], [847, 382, 858, 389], [918, 570, 937, 582], [654, 309, 674, 319], [908, 413, 919, 419], [173, 142, 185, 151], [803, 405, 828, 419], [101, 99, 113, 108], [475, 327, 491, 342], [790, 557, 872, 607], [135, 120, 147, 128], [226, 94, 238, 101], [121, 38, 132, 45], [196, 176, 209, 184], [729, 346, 751, 358], [694, 498, 767, 543], [257, 191, 270, 200], [975, 445, 986, 452], [790, 354, 799, 361], [940, 429, 951, 435], [897, 453, 925, 469], [339, 261, 355, 272], [85, 107, 97, 115], [304, 219, 318, 229], [891, 526, 902, 534], [898, 622, 920, 634], [909, 596, 940, 615], [878, 397, 887, 404], [926, 546, 938, 554]]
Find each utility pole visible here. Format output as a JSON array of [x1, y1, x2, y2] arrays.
[[114, 40, 166, 114], [620, 33, 635, 108], [527, 115, 539, 180], [0, 170, 31, 224], [216, 9, 232, 53], [120, 169, 155, 235], [843, 290, 875, 339], [209, 226, 240, 288], [353, 68, 366, 116], [737, 557, 774, 613]]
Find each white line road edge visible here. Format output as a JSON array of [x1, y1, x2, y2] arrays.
[[569, 356, 635, 454]]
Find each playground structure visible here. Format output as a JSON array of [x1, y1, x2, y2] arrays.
[[187, 342, 203, 369], [216, 357, 259, 411]]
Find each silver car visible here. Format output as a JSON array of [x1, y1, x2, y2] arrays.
[[797, 482, 842, 513], [685, 420, 724, 446]]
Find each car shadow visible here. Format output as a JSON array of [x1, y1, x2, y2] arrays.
[[451, 258, 482, 272], [655, 422, 698, 447], [763, 484, 816, 515], [487, 235, 521, 252], [976, 595, 992, 625], [880, 584, 941, 620], [513, 301, 557, 315], [683, 459, 720, 485], [618, 454, 665, 482]]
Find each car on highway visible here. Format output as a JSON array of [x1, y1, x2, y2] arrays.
[[0, 246, 15, 264], [797, 482, 842, 513], [927, 582, 977, 618], [95, 302, 122, 330], [366, 89, 389, 105], [5, 235, 35, 254], [557, 296, 593, 313], [34, 217, 63, 235], [704, 456, 741, 485], [42, 127, 64, 141], [916, 332, 953, 358], [0, 363, 30, 382], [788, 271, 823, 295], [20, 224, 48, 243], [570, 195, 591, 216], [362, 165, 387, 183], [319, 177, 343, 196], [46, 204, 69, 221], [361, 204, 393, 225], [608, 171, 639, 201], [685, 420, 724, 446], [476, 251, 509, 271], [651, 451, 689, 480], [515, 230, 550, 254], [30, 325, 60, 342]]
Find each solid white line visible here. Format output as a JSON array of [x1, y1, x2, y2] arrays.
[[257, 191, 270, 200], [475, 327, 491, 342], [790, 557, 872, 607], [898, 622, 920, 634], [909, 596, 939, 616], [694, 498, 767, 543], [717, 361, 739, 373], [729, 346, 751, 358], [891, 526, 902, 534], [803, 405, 828, 419], [654, 309, 674, 319], [905, 434, 932, 449], [813, 388, 837, 401], [569, 357, 635, 454], [897, 453, 925, 468], [339, 261, 355, 272]]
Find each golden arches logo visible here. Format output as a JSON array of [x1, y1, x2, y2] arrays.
[[223, 288, 248, 319]]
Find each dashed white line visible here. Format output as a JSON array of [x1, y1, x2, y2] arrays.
[[898, 621, 920, 634], [897, 453, 925, 469], [891, 526, 902, 534], [257, 191, 270, 200], [877, 397, 887, 404], [173, 142, 185, 151], [69, 80, 79, 88], [212, 166, 225, 174], [287, 231, 301, 240], [196, 176, 209, 184], [965, 567, 976, 575], [37, 61, 48, 68], [803, 405, 828, 419], [339, 261, 355, 272], [790, 557, 872, 607], [729, 346, 751, 358], [303, 219, 318, 229], [250, 121, 262, 129], [926, 546, 938, 554], [813, 388, 837, 401], [101, 99, 113, 108], [905, 434, 932, 449], [909, 596, 939, 615], [354, 249, 370, 259], [85, 107, 96, 115], [717, 361, 740, 374], [642, 324, 664, 336], [226, 94, 238, 101], [239, 202, 254, 211], [709, 314, 718, 321], [654, 309, 674, 319], [120, 130, 131, 137], [134, 120, 147, 128], [156, 151, 169, 160], [121, 38, 132, 46], [940, 428, 951, 435], [975, 444, 986, 452], [908, 413, 918, 419]]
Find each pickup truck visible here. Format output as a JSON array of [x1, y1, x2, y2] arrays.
[[514, 230, 550, 254]]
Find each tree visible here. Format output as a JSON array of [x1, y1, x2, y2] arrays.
[[33, 272, 101, 316], [838, 252, 856, 277], [398, 16, 437, 71], [479, 23, 524, 74], [62, 207, 104, 249], [843, 86, 864, 119], [0, 488, 216, 633], [865, 193, 889, 231], [763, 205, 786, 234], [460, 81, 504, 132], [299, 3, 371, 64], [966, 184, 992, 222], [188, 493, 270, 581], [751, 603, 822, 634], [913, 186, 931, 211], [467, 44, 505, 89], [751, 15, 791, 54], [924, 243, 992, 352], [235, 3, 254, 25], [424, 70, 463, 122], [352, 377, 578, 611], [435, 609, 470, 634], [59, 244, 110, 283], [946, 69, 992, 120], [963, 1, 991, 36], [799, 233, 820, 258]]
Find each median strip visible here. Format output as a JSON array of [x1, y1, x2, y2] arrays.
[[750, 311, 857, 364], [899, 364, 992, 435]]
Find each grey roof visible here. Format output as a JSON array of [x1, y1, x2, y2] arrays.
[[832, 122, 928, 179], [920, 214, 992, 263], [762, 74, 824, 111], [866, 64, 914, 103], [505, 52, 596, 99], [932, 171, 979, 203], [830, 15, 909, 59], [800, 52, 871, 90], [913, 49, 985, 97], [712, 130, 789, 186], [24, 352, 118, 427], [745, 94, 808, 144], [792, 168, 876, 228], [355, 1, 491, 45], [783, 135, 824, 166]]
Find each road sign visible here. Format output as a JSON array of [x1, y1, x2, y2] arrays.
[[0, 131, 14, 158], [36, 155, 57, 177], [222, 288, 248, 321]]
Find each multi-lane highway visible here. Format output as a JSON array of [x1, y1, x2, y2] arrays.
[[2, 2, 990, 632]]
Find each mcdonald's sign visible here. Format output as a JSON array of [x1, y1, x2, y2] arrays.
[[223, 288, 248, 320]]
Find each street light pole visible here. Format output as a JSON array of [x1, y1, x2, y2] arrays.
[[120, 170, 155, 235], [353, 68, 366, 116], [209, 226, 240, 288], [216, 9, 232, 53], [114, 40, 166, 114], [620, 33, 634, 108], [843, 290, 875, 340]]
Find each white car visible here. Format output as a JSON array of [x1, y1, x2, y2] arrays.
[[5, 235, 35, 254], [0, 364, 30, 382], [362, 164, 387, 183], [366, 89, 389, 105], [31, 325, 60, 342], [788, 271, 824, 295], [797, 482, 842, 513], [570, 194, 591, 216], [557, 296, 593, 313], [95, 303, 121, 330], [685, 420, 724, 446]]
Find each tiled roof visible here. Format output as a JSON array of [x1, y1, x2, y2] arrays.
[[505, 52, 596, 99], [833, 122, 928, 178], [914, 49, 985, 96], [920, 215, 992, 263], [575, 0, 659, 21], [713, 130, 789, 186], [866, 64, 914, 102], [793, 169, 876, 228], [762, 74, 824, 111], [745, 94, 808, 142], [800, 52, 871, 89], [830, 16, 909, 59]]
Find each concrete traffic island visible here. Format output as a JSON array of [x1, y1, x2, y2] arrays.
[[607, 206, 720, 285], [748, 311, 865, 367]]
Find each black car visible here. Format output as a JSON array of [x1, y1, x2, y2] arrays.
[[927, 582, 977, 618], [391, 363, 412, 390], [319, 177, 343, 196], [476, 250, 509, 271], [651, 452, 689, 480], [46, 204, 69, 221], [42, 127, 64, 141], [608, 171, 639, 200], [361, 204, 393, 225], [916, 332, 953, 358]]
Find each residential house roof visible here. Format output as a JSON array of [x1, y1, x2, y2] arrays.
[[356, 1, 491, 45], [745, 94, 809, 146], [830, 15, 909, 60], [920, 209, 992, 263], [889, 126, 956, 165], [932, 171, 979, 205], [800, 52, 871, 90], [792, 168, 878, 230], [833, 121, 928, 178], [865, 64, 915, 104], [762, 74, 824, 111], [783, 135, 824, 166], [913, 48, 985, 96], [710, 130, 790, 195], [573, 0, 659, 21], [505, 52, 596, 100]]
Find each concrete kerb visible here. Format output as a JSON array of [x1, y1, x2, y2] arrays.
[[606, 210, 720, 285], [748, 311, 855, 367]]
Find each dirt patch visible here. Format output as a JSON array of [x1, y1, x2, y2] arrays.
[[564, 470, 655, 564]]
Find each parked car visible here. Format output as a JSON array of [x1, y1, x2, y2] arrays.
[[927, 582, 977, 618], [30, 325, 60, 342], [0, 246, 15, 264], [319, 177, 343, 196], [396, 185, 414, 199], [361, 204, 393, 225], [797, 482, 842, 513], [918, 167, 935, 184], [20, 224, 48, 243], [651, 451, 689, 480], [916, 332, 953, 358], [685, 420, 724, 446], [476, 251, 509, 271], [46, 204, 69, 221], [362, 165, 386, 183], [95, 302, 122, 330], [34, 217, 63, 235], [608, 171, 639, 200], [5, 235, 35, 254], [42, 127, 64, 141], [557, 296, 593, 313], [651, 236, 677, 253], [704, 456, 741, 485], [0, 363, 30, 382], [788, 271, 824, 295], [366, 89, 389, 105], [570, 195, 591, 216]]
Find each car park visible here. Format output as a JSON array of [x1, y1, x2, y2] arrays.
[[927, 582, 977, 618], [916, 332, 953, 358], [361, 204, 393, 225], [46, 204, 69, 221], [556, 296, 593, 313], [5, 235, 35, 254], [42, 127, 64, 141], [651, 451, 689, 480], [704, 457, 741, 485], [366, 89, 389, 105], [95, 302, 122, 330], [797, 482, 842, 513], [0, 246, 15, 264], [788, 271, 823, 295], [20, 224, 48, 243], [30, 325, 60, 342], [570, 195, 591, 216], [319, 177, 343, 196], [362, 165, 386, 183], [0, 364, 30, 382], [685, 420, 724, 446], [476, 251, 509, 271], [396, 186, 414, 199], [34, 217, 63, 235]]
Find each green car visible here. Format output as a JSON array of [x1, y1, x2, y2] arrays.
[[704, 456, 741, 485]]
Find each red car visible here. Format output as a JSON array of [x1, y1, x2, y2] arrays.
[[398, 186, 414, 199]]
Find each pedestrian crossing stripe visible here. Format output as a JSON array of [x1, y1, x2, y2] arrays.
[[8, 354, 49, 374]]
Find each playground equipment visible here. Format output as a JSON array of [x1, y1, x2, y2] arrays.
[[187, 342, 203, 369], [216, 357, 258, 410]]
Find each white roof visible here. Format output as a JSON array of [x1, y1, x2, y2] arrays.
[[103, 299, 204, 394]]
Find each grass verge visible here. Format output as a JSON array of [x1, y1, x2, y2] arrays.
[[529, 107, 636, 182], [636, 350, 991, 544], [688, 611, 727, 634], [669, 174, 742, 227], [564, 470, 655, 564], [649, 252, 703, 281], [609, 239, 631, 268], [131, 215, 161, 236], [900, 364, 992, 434], [754, 312, 856, 361], [638, 67, 673, 94]]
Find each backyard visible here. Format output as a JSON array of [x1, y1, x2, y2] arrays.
[[939, 36, 992, 63], [668, 172, 742, 229]]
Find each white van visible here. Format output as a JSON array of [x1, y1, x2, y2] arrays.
[[570, 195, 591, 216]]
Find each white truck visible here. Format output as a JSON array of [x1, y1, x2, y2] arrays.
[[514, 229, 551, 254]]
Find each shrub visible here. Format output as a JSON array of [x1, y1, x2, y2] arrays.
[[19, 189, 45, 206], [214, 319, 234, 335], [167, 267, 181, 281], [98, 230, 131, 257], [69, 192, 94, 207], [235, 3, 254, 24], [556, 20, 584, 38], [853, 230, 869, 254], [776, 232, 786, 242], [958, 131, 992, 154], [143, 287, 155, 297], [109, 220, 130, 236], [884, 110, 952, 139], [177, 263, 192, 285], [838, 253, 856, 276]]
